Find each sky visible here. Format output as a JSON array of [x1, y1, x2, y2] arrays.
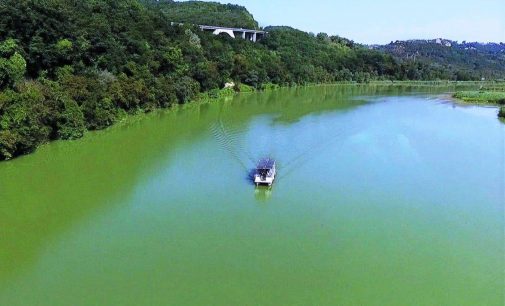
[[187, 0, 505, 44]]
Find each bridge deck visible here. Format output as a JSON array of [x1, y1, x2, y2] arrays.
[[199, 25, 267, 34]]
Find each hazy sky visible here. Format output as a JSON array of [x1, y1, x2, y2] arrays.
[[187, 0, 505, 44]]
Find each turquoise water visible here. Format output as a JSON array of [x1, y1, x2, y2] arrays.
[[1, 86, 504, 305]]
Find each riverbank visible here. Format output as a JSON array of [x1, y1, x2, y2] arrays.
[[453, 91, 505, 104], [452, 85, 505, 118], [0, 81, 500, 161]]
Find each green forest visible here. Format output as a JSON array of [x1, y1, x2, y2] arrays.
[[147, 0, 259, 29], [0, 0, 504, 160], [376, 39, 505, 80]]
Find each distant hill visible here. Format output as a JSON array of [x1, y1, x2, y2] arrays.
[[142, 1, 505, 80], [143, 0, 259, 29], [373, 39, 505, 80]]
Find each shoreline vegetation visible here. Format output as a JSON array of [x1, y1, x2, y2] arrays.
[[499, 107, 505, 118], [452, 84, 505, 118], [0, 0, 504, 161], [3, 80, 502, 162], [453, 91, 505, 104]]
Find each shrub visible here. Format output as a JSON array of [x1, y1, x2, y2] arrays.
[[174, 76, 200, 104], [82, 97, 118, 130], [0, 130, 18, 160], [0, 83, 52, 157], [206, 87, 234, 99], [0, 52, 27, 89], [260, 83, 280, 91], [237, 83, 255, 93], [56, 97, 85, 140]]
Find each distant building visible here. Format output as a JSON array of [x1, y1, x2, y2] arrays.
[[435, 38, 452, 47]]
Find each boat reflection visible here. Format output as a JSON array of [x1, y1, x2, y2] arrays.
[[254, 185, 273, 202]]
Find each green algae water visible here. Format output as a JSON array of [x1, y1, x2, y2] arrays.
[[1, 85, 504, 305]]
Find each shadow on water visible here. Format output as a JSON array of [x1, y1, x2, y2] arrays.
[[212, 87, 387, 186], [210, 86, 374, 184], [209, 85, 471, 197], [246, 168, 257, 185]]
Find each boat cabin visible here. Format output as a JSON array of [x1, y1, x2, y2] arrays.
[[254, 158, 276, 186]]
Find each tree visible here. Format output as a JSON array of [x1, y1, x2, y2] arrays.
[[0, 39, 26, 89]]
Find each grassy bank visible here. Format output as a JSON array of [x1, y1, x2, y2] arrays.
[[452, 85, 505, 119], [453, 91, 505, 104]]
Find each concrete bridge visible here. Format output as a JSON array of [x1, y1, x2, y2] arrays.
[[199, 25, 267, 42]]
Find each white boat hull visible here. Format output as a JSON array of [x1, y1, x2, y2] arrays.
[[254, 170, 276, 186]]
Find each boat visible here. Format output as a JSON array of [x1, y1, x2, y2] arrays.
[[254, 158, 276, 186]]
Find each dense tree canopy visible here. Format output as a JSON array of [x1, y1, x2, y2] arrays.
[[0, 0, 503, 160], [143, 0, 259, 29]]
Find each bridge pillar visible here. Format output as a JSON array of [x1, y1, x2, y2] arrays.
[[242, 31, 246, 39], [253, 33, 257, 42]]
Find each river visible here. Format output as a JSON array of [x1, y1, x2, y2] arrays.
[[1, 85, 504, 305]]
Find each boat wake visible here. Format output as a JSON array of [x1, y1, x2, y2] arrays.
[[211, 114, 362, 183], [210, 119, 256, 171]]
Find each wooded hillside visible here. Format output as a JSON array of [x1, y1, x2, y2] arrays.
[[0, 0, 504, 160]]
